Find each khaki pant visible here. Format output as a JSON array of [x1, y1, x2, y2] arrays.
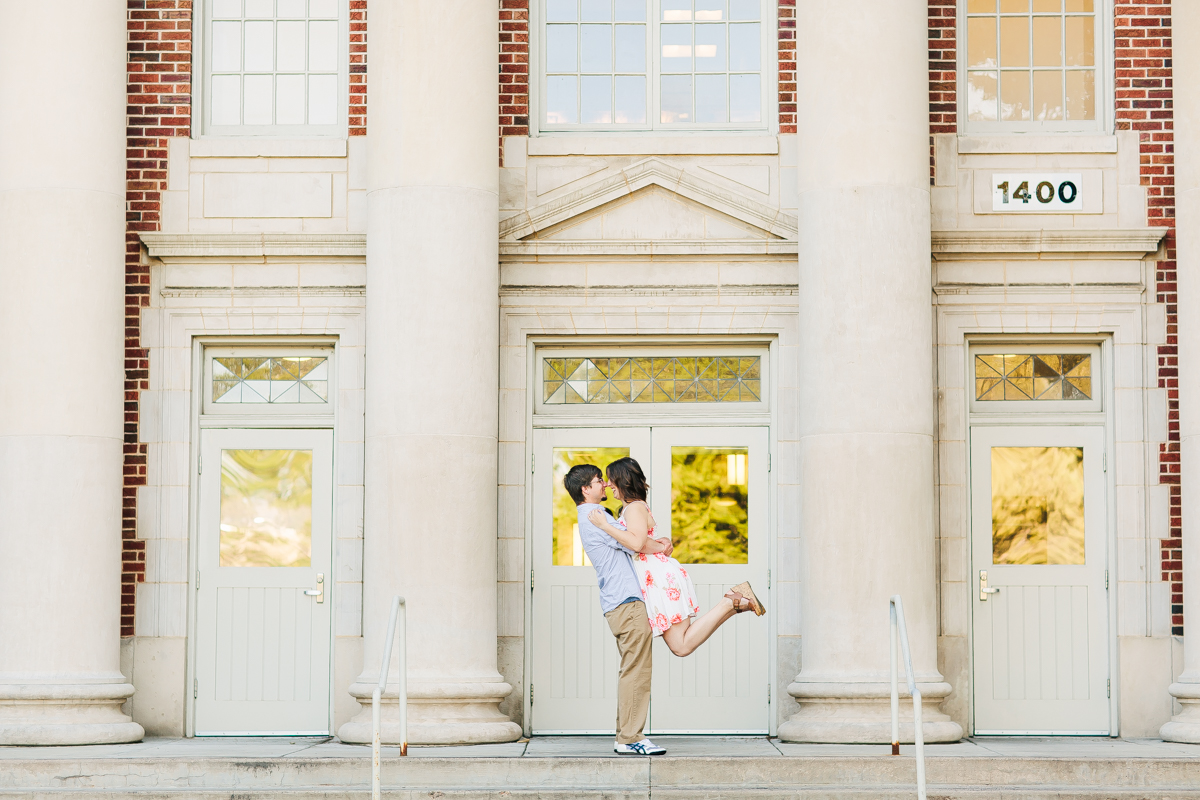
[[604, 600, 653, 744]]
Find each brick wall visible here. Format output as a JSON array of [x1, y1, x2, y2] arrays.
[[350, 0, 367, 136], [124, 0, 193, 637], [778, 0, 795, 134], [1113, 0, 1180, 634], [928, 0, 957, 181], [499, 0, 530, 162]]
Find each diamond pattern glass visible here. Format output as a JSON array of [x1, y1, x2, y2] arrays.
[[213, 357, 329, 404], [974, 353, 1091, 401], [543, 356, 761, 404]]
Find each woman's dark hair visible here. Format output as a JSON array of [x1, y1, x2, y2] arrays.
[[606, 457, 648, 503]]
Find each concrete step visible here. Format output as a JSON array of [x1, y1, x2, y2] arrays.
[[1, 755, 1197, 799]]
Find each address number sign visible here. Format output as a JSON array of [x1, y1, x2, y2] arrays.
[[991, 173, 1082, 212]]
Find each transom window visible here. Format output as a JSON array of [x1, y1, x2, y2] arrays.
[[970, 345, 1101, 412], [203, 347, 335, 415], [964, 0, 1103, 132], [203, 0, 346, 135], [540, 0, 768, 131], [542, 355, 761, 404]]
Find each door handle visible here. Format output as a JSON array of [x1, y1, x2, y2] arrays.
[[979, 570, 1000, 601], [304, 573, 324, 603]]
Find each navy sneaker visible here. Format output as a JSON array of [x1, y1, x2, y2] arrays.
[[614, 738, 667, 755]]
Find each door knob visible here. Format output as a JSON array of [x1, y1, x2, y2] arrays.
[[304, 573, 325, 603], [979, 570, 1000, 601]]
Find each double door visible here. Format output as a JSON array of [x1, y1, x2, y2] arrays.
[[194, 427, 334, 735], [530, 426, 770, 734], [970, 425, 1111, 734]]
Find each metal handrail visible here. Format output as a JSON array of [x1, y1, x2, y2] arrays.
[[372, 595, 407, 800], [889, 595, 926, 800]]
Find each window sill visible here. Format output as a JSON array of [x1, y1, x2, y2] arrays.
[[190, 138, 349, 158], [526, 134, 778, 157], [957, 135, 1118, 155]]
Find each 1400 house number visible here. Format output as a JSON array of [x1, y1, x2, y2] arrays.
[[991, 173, 1083, 212]]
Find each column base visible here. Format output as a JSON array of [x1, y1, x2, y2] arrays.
[[338, 679, 521, 745], [1161, 681, 1200, 743], [0, 682, 144, 745], [778, 681, 962, 744]]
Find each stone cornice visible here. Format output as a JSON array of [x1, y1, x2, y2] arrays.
[[932, 228, 1166, 260], [139, 232, 366, 261], [498, 157, 797, 241], [500, 238, 797, 260]]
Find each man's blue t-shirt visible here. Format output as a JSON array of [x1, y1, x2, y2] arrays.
[[576, 503, 643, 614]]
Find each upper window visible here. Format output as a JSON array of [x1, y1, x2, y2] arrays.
[[203, 0, 346, 136], [540, 0, 769, 132], [964, 0, 1104, 133]]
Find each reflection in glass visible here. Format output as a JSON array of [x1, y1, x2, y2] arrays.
[[581, 75, 613, 123], [1000, 70, 1030, 120], [615, 24, 646, 71], [728, 22, 759, 71], [581, 24, 613, 72], [552, 447, 629, 565], [661, 74, 692, 122], [992, 446, 1085, 565], [546, 75, 579, 123], [220, 449, 313, 567], [695, 23, 725, 69], [670, 447, 749, 565], [967, 17, 997, 68], [661, 24, 693, 71], [1066, 70, 1094, 120], [1033, 70, 1063, 120], [966, 0, 1097, 123], [968, 71, 999, 121], [547, 24, 578, 72], [729, 73, 760, 122], [615, 75, 647, 122], [696, 74, 727, 123], [974, 353, 1092, 401]]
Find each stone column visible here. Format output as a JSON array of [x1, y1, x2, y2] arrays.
[[0, 1, 143, 745], [1163, 0, 1200, 744], [337, 0, 520, 745], [778, 0, 961, 743]]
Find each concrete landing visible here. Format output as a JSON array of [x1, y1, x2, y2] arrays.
[[0, 736, 1196, 798]]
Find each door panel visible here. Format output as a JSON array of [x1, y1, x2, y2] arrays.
[[647, 427, 769, 733], [195, 428, 333, 735], [971, 425, 1109, 734], [531, 426, 770, 735], [531, 428, 650, 733]]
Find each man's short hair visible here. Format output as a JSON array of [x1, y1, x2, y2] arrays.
[[564, 463, 602, 505]]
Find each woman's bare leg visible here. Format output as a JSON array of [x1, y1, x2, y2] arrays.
[[660, 594, 748, 657]]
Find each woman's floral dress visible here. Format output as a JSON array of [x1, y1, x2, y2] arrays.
[[618, 500, 700, 636]]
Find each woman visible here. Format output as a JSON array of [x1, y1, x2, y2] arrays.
[[588, 456, 765, 658]]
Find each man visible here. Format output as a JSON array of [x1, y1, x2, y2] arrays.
[[564, 463, 670, 755]]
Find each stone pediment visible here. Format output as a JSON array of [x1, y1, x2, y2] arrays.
[[499, 158, 796, 244]]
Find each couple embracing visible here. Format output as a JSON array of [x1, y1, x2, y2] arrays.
[[565, 457, 766, 756]]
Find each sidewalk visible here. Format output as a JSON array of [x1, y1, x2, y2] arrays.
[[0, 734, 1194, 760]]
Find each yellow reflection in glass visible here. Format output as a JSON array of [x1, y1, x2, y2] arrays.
[[992, 446, 1084, 565], [671, 446, 749, 564], [552, 447, 628, 565], [219, 449, 313, 567]]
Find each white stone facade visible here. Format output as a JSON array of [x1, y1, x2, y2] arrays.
[[0, 0, 1192, 746]]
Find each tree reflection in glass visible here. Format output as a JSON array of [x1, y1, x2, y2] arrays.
[[219, 449, 313, 567], [552, 447, 629, 566], [991, 446, 1085, 565], [670, 446, 749, 564]]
